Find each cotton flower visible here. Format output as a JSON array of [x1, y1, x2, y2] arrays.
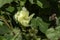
[[14, 7, 35, 26]]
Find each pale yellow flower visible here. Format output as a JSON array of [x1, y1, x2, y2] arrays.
[[14, 7, 35, 26]]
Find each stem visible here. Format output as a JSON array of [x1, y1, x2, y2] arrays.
[[0, 16, 13, 30], [7, 14, 13, 28]]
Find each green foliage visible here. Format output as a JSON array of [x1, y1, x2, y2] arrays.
[[0, 0, 12, 8], [29, 0, 34, 4], [6, 6, 14, 12], [20, 0, 26, 6], [31, 17, 48, 33], [0, 0, 60, 40], [46, 26, 60, 40], [36, 17, 48, 33], [37, 0, 43, 8]]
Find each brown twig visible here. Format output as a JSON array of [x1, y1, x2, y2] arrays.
[[0, 16, 13, 30], [7, 14, 13, 28]]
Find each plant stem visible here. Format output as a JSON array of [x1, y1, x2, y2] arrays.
[[0, 16, 13, 30]]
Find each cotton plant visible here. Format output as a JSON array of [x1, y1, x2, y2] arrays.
[[14, 7, 35, 27]]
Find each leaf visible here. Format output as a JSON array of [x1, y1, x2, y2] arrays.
[[46, 26, 60, 40], [29, 0, 34, 4], [0, 36, 7, 40], [20, 0, 26, 6], [17, 7, 22, 11], [56, 26, 60, 32], [37, 0, 43, 8], [30, 18, 38, 28], [0, 0, 13, 8], [0, 21, 4, 26], [6, 6, 14, 12], [46, 28, 58, 40], [31, 17, 48, 33], [36, 17, 48, 33], [0, 25, 10, 34], [4, 34, 13, 40]]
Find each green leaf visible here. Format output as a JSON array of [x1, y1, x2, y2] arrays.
[[46, 28, 58, 40], [30, 18, 38, 28], [4, 34, 13, 40], [0, 36, 7, 40], [20, 0, 26, 6], [0, 25, 10, 34], [29, 0, 34, 4], [31, 17, 48, 33], [37, 0, 43, 8], [17, 7, 22, 11], [46, 26, 60, 40], [0, 0, 13, 8], [6, 6, 14, 12], [0, 21, 4, 26], [36, 17, 48, 33]]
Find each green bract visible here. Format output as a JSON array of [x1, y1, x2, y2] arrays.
[[14, 7, 35, 26]]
